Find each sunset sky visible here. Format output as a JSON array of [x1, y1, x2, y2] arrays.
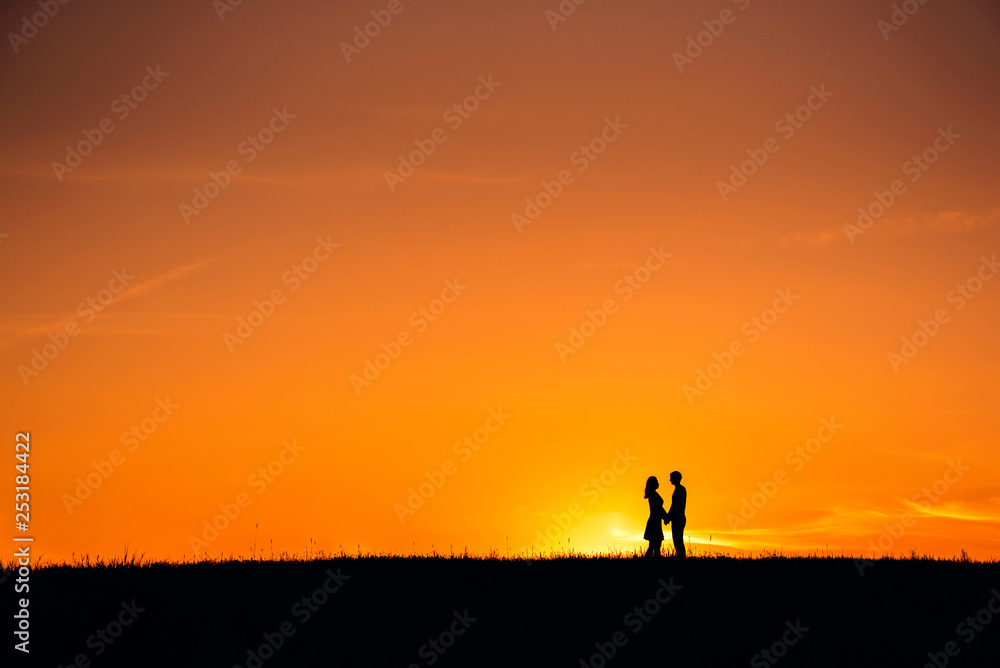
[[2, 0, 999, 563]]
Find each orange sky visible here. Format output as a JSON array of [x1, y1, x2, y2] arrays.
[[2, 0, 999, 562]]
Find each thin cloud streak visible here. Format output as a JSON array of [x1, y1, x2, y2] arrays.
[[0, 258, 211, 348], [779, 207, 1000, 246]]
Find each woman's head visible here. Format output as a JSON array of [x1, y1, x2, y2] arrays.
[[644, 476, 659, 498]]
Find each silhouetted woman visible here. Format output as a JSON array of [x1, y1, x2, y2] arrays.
[[644, 476, 668, 558]]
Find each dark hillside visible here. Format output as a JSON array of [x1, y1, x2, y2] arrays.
[[9, 555, 1000, 667]]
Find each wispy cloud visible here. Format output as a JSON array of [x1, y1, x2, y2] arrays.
[[778, 229, 840, 246], [0, 258, 211, 348], [881, 208, 1000, 237], [780, 207, 1000, 246], [409, 170, 525, 185], [897, 499, 1000, 523], [112, 259, 210, 307], [580, 262, 645, 270], [2, 164, 365, 187]]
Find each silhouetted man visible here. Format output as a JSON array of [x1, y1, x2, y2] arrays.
[[665, 471, 686, 558]]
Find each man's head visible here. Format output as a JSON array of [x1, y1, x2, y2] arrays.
[[669, 471, 682, 485]]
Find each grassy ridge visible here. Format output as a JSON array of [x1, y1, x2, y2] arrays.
[[7, 552, 1000, 667]]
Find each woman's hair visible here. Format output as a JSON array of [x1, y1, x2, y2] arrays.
[[644, 476, 658, 499]]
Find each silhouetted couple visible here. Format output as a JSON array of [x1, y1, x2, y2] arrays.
[[644, 472, 686, 559]]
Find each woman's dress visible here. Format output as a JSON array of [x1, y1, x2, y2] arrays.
[[644, 491, 667, 541]]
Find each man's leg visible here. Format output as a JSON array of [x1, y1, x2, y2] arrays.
[[672, 519, 686, 558]]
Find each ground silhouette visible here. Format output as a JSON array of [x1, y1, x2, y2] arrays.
[[12, 553, 1000, 667]]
